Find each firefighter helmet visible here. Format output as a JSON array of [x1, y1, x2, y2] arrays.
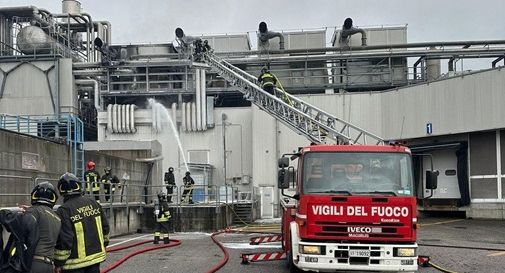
[[175, 27, 184, 38], [259, 21, 267, 33], [31, 181, 58, 206], [185, 171, 191, 176], [168, 167, 174, 172], [104, 167, 112, 174], [87, 161, 96, 170], [57, 172, 82, 196]]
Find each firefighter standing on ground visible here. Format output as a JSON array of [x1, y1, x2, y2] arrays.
[[258, 67, 277, 96], [101, 167, 119, 202], [153, 192, 171, 244], [84, 161, 100, 201], [0, 182, 61, 273], [27, 182, 62, 273], [164, 167, 176, 203], [54, 173, 109, 273], [181, 171, 195, 204]]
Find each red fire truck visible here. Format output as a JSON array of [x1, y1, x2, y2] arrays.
[[278, 144, 438, 272]]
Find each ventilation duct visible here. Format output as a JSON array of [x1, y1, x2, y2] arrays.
[[257, 21, 285, 51], [107, 104, 136, 133]]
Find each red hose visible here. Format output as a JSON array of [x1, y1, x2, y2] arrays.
[[106, 239, 152, 252], [100, 239, 182, 273], [205, 230, 230, 273]]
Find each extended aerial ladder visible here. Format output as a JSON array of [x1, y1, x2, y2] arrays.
[[203, 53, 384, 145]]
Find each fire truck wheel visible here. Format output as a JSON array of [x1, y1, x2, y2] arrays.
[[287, 235, 303, 273]]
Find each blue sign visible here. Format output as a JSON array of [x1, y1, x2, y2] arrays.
[[426, 123, 433, 135]]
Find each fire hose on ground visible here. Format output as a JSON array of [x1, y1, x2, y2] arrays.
[[205, 229, 231, 273], [100, 239, 182, 273]]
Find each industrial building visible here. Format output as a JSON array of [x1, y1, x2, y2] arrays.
[[1, 0, 505, 228]]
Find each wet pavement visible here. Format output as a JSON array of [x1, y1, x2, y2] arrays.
[[102, 216, 505, 273]]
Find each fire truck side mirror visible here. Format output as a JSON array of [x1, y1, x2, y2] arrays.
[[278, 157, 289, 168], [278, 169, 289, 189], [425, 170, 439, 190]]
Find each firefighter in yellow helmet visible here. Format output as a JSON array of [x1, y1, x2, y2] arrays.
[[258, 66, 277, 96], [153, 192, 171, 244], [54, 173, 109, 273]]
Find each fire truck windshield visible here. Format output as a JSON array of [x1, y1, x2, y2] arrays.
[[302, 152, 414, 196]]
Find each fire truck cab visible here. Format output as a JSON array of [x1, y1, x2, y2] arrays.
[[279, 144, 438, 272]]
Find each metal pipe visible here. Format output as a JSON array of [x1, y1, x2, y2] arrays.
[[135, 155, 163, 162], [200, 69, 207, 130], [107, 104, 112, 132], [195, 68, 201, 131], [75, 79, 101, 111], [130, 104, 136, 133]]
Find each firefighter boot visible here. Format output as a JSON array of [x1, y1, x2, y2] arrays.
[[164, 236, 170, 244], [154, 235, 160, 244]]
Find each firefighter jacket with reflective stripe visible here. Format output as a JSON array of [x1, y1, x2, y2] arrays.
[[84, 170, 101, 192], [26, 205, 61, 259], [0, 209, 38, 273], [155, 201, 171, 223], [54, 196, 110, 270], [183, 176, 195, 188], [258, 72, 277, 88], [101, 173, 119, 192]]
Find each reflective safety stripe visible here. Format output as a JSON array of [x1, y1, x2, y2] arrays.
[[95, 216, 105, 252], [54, 249, 71, 261], [163, 234, 169, 239], [74, 222, 86, 259], [10, 246, 16, 256], [62, 251, 106, 270], [154, 232, 160, 236]]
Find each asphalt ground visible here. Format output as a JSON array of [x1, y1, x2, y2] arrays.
[[102, 216, 505, 273]]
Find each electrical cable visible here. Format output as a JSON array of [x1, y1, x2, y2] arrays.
[[205, 230, 230, 273], [100, 239, 181, 273]]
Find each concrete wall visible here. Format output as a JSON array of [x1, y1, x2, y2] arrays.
[[0, 128, 70, 207]]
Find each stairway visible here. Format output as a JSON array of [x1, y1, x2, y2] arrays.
[[233, 202, 253, 224]]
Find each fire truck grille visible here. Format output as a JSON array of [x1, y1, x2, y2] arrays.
[[314, 221, 405, 238]]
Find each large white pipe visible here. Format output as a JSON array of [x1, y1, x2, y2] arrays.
[[195, 69, 202, 131], [151, 102, 157, 132], [191, 102, 196, 132], [75, 79, 101, 111], [200, 69, 207, 130], [119, 104, 126, 133], [185, 102, 191, 131], [112, 104, 118, 133], [156, 103, 163, 132], [130, 104, 136, 133], [107, 104, 112, 132], [181, 102, 187, 131], [171, 103, 177, 130], [124, 104, 130, 133]]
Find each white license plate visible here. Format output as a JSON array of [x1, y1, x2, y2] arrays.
[[349, 250, 370, 257]]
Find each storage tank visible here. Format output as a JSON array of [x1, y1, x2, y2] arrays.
[[17, 25, 56, 54], [62, 0, 81, 14]]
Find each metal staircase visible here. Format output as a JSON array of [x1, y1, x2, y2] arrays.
[[203, 53, 384, 145]]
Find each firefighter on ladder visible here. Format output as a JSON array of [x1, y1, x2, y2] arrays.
[[181, 171, 195, 204], [258, 67, 277, 96], [154, 192, 171, 244], [84, 161, 100, 201]]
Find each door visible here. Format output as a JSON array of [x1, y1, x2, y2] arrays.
[[422, 149, 461, 199], [260, 186, 274, 219]]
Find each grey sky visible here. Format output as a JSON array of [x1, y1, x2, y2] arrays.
[[2, 0, 505, 45]]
